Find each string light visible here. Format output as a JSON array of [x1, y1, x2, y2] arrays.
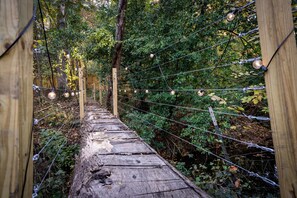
[[226, 12, 235, 22], [150, 54, 154, 58], [145, 89, 149, 93], [48, 91, 56, 100], [75, 92, 79, 95], [198, 89, 205, 96], [134, 90, 137, 93], [170, 90, 175, 95], [252, 59, 263, 69], [71, 92, 75, 96], [125, 67, 128, 71], [124, 89, 127, 93], [252, 59, 267, 71], [63, 92, 69, 98]]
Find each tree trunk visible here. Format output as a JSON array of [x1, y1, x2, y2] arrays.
[[107, 0, 128, 109], [57, 1, 67, 89]]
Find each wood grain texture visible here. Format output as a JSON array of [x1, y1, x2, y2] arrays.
[[69, 102, 209, 197], [256, 0, 297, 197], [0, 0, 33, 197]]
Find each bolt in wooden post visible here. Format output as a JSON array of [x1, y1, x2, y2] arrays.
[[112, 68, 118, 117], [79, 68, 84, 121], [0, 0, 33, 197], [256, 1, 297, 197]]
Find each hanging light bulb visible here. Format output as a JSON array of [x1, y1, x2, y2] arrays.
[[64, 92, 70, 98], [150, 54, 154, 58], [170, 90, 175, 95], [48, 91, 56, 100], [124, 89, 127, 93], [134, 90, 137, 93], [75, 92, 79, 95], [226, 13, 235, 22], [125, 67, 128, 70], [71, 92, 75, 96], [252, 59, 263, 70], [145, 90, 149, 93], [33, 119, 39, 125], [198, 89, 205, 97]]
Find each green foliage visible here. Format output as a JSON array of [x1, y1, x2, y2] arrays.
[[116, 0, 276, 197], [37, 129, 79, 197]]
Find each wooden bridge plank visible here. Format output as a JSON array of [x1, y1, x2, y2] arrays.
[[98, 154, 166, 166], [91, 131, 138, 140], [82, 181, 193, 198]]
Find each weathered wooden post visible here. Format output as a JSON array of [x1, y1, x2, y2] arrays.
[[83, 77, 87, 103], [0, 0, 33, 197], [99, 77, 103, 106], [112, 68, 118, 117], [256, 0, 297, 197], [79, 68, 84, 121], [93, 83, 96, 101]]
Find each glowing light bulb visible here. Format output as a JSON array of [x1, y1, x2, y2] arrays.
[[198, 90, 204, 97], [226, 13, 235, 22], [34, 119, 39, 125], [134, 90, 137, 93], [64, 92, 70, 98], [75, 92, 78, 95], [145, 90, 149, 93], [71, 92, 75, 96], [150, 54, 154, 58], [125, 67, 128, 70], [48, 91, 56, 100], [170, 90, 175, 95], [66, 54, 70, 59], [124, 90, 127, 93], [253, 59, 263, 70]]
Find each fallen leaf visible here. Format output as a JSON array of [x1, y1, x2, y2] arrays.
[[234, 179, 240, 188]]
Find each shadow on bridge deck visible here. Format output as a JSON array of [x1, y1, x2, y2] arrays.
[[69, 101, 209, 198]]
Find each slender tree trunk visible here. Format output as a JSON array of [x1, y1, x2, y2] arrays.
[[107, 0, 128, 109], [57, 1, 67, 89]]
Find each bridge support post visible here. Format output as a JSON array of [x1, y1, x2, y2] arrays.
[[79, 68, 85, 121], [256, 0, 297, 197], [93, 83, 96, 101], [112, 68, 118, 117], [0, 0, 33, 197], [83, 77, 86, 103], [99, 77, 103, 106]]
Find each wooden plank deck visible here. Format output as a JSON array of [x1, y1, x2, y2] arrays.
[[69, 102, 210, 198]]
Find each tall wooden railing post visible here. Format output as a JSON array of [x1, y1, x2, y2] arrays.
[[112, 68, 118, 117], [0, 0, 34, 197], [99, 77, 103, 106], [79, 68, 85, 121], [256, 1, 297, 197], [93, 83, 95, 101], [83, 77, 87, 103]]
